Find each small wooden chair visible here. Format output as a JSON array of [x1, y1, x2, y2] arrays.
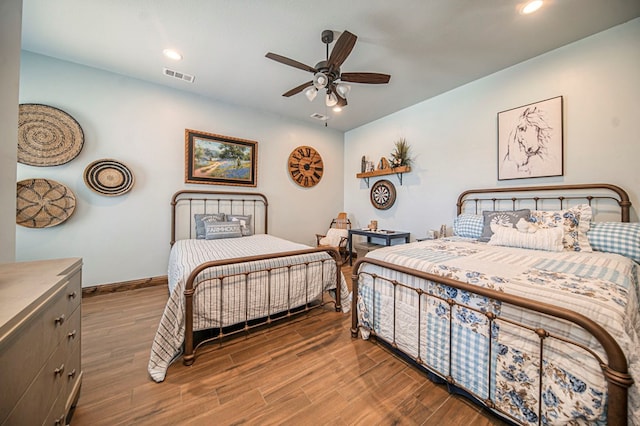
[[316, 212, 351, 261]]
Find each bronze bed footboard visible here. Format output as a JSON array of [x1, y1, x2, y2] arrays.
[[350, 183, 636, 425], [183, 246, 342, 365], [169, 190, 344, 367], [351, 258, 632, 425]]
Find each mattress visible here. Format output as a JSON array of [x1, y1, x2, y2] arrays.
[[149, 234, 351, 382], [356, 237, 639, 425]]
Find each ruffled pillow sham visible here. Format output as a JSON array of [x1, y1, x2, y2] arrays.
[[528, 204, 593, 252]]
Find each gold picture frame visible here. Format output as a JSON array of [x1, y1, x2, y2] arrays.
[[185, 129, 258, 187]]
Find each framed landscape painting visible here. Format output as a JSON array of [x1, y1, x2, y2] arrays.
[[497, 96, 563, 180], [185, 129, 257, 187]]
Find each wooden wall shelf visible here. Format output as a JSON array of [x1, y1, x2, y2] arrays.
[[356, 165, 411, 187]]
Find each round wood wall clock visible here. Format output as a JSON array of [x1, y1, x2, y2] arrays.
[[370, 179, 396, 210], [288, 145, 323, 187]]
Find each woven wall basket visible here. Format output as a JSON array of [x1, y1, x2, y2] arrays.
[[16, 178, 76, 228], [84, 159, 135, 196], [18, 104, 84, 166]]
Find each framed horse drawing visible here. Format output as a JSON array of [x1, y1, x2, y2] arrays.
[[497, 96, 563, 180]]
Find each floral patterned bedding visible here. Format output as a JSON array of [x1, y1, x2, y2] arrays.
[[356, 237, 639, 425]]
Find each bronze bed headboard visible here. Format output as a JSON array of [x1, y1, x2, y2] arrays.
[[171, 190, 269, 245], [457, 183, 631, 222]]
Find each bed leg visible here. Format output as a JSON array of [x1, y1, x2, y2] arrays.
[[350, 264, 360, 338], [183, 354, 195, 366]]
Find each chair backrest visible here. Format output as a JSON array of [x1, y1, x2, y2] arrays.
[[330, 212, 351, 230]]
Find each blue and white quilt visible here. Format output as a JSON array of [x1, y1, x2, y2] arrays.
[[356, 237, 639, 425], [148, 234, 350, 382]]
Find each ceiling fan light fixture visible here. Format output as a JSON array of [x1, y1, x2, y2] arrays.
[[332, 106, 343, 112], [304, 86, 318, 101], [336, 83, 351, 98], [325, 92, 338, 107], [313, 72, 328, 89]]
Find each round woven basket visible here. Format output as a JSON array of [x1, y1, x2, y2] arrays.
[[16, 178, 76, 228], [84, 159, 135, 196], [18, 104, 84, 166]]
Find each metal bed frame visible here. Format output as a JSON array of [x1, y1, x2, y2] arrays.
[[351, 183, 634, 425], [171, 190, 343, 366]]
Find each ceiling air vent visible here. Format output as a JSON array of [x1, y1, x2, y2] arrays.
[[310, 113, 329, 121], [163, 67, 195, 83]]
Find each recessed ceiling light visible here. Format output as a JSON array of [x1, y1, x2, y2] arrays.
[[521, 0, 543, 14], [163, 49, 183, 61]]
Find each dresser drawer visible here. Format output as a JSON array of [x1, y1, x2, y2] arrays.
[[64, 338, 81, 412], [64, 270, 81, 317], [3, 343, 67, 426], [0, 283, 67, 421]]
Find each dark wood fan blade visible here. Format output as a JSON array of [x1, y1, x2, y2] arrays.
[[282, 81, 313, 97], [327, 31, 357, 70], [265, 52, 317, 74], [340, 72, 391, 84]]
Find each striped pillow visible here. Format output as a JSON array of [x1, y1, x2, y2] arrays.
[[453, 213, 483, 239], [588, 222, 640, 263], [487, 225, 564, 252]]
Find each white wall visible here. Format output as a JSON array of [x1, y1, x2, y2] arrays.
[[344, 18, 640, 239], [17, 52, 345, 287], [0, 0, 22, 263]]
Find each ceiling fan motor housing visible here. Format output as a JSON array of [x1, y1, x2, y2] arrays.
[[321, 29, 334, 44]]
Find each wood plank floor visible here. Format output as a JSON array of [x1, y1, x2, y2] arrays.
[[73, 266, 508, 425]]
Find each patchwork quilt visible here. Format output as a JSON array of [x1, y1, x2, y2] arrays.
[[356, 237, 639, 425], [149, 234, 350, 382]]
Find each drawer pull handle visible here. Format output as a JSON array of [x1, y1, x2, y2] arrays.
[[54, 364, 65, 376], [68, 291, 77, 299], [68, 368, 76, 379], [55, 414, 65, 425], [54, 314, 65, 326], [67, 330, 77, 340]]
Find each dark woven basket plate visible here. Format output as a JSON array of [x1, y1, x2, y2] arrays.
[[84, 159, 134, 196], [18, 104, 84, 166], [16, 178, 76, 228]]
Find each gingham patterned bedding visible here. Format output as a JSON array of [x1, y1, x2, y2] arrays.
[[149, 234, 351, 382], [356, 237, 640, 425]]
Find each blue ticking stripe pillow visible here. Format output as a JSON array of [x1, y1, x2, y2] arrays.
[[587, 222, 640, 263]]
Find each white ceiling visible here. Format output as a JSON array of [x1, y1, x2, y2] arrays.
[[20, 0, 640, 132]]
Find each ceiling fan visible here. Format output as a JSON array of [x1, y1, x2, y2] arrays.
[[265, 30, 391, 110]]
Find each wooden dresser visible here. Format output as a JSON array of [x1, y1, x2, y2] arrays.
[[0, 258, 82, 426]]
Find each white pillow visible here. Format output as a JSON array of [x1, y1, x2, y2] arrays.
[[319, 228, 348, 246], [487, 224, 564, 252]]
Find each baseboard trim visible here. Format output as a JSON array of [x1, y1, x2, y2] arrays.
[[82, 275, 167, 297]]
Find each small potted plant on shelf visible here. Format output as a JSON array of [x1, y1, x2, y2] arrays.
[[389, 138, 412, 169]]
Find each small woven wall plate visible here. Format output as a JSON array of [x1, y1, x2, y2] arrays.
[[16, 178, 76, 228], [84, 159, 135, 196], [18, 104, 84, 166]]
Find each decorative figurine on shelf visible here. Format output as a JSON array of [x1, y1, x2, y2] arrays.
[[361, 155, 366, 173], [378, 157, 390, 170], [389, 138, 413, 168]]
